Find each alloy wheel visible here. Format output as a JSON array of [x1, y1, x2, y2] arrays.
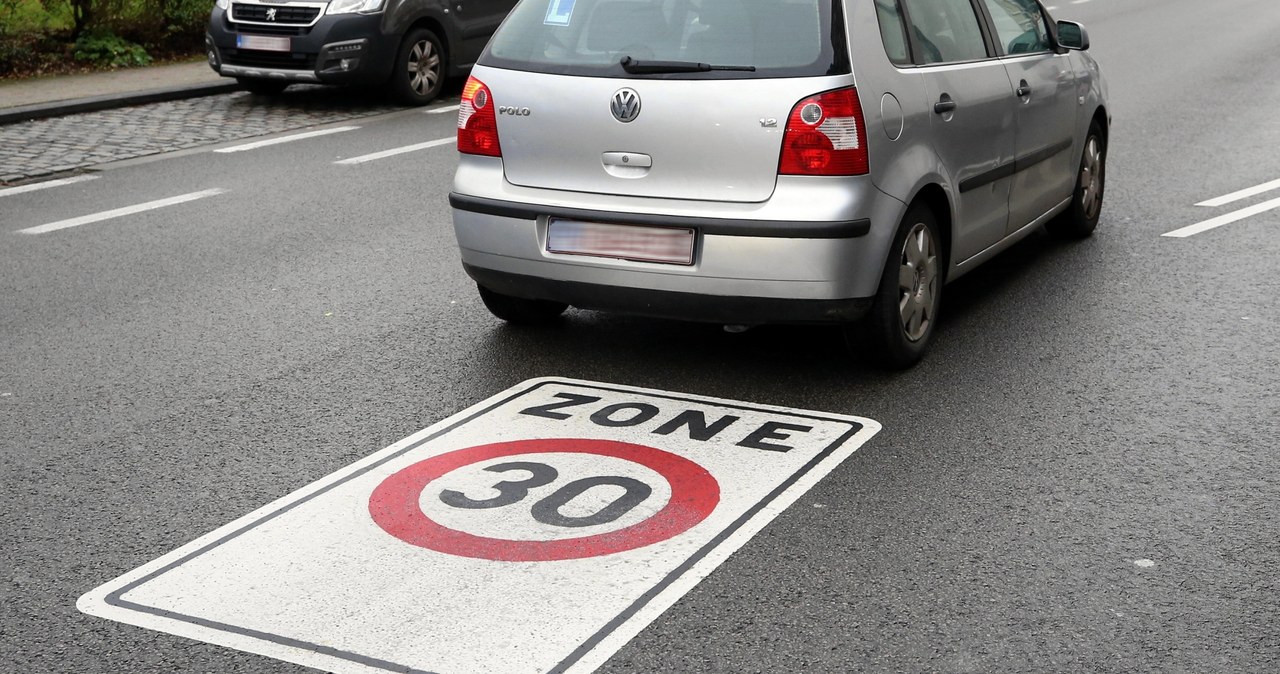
[[897, 222, 938, 342], [408, 40, 441, 96], [1079, 136, 1103, 221]]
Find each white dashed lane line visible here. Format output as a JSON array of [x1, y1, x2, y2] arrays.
[[334, 137, 455, 165], [16, 188, 227, 235], [426, 105, 460, 115], [1163, 195, 1280, 238], [214, 126, 359, 154], [1196, 178, 1280, 207], [0, 174, 98, 198]]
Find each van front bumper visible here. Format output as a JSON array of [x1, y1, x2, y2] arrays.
[[206, 7, 394, 85]]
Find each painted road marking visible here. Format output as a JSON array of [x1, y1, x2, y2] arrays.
[[334, 137, 454, 165], [369, 438, 717, 561], [1163, 195, 1280, 238], [0, 174, 98, 198], [1196, 178, 1280, 207], [426, 104, 461, 114], [16, 188, 227, 235], [213, 126, 358, 153], [78, 378, 880, 674]]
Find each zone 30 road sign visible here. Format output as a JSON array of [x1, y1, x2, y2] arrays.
[[79, 378, 881, 673]]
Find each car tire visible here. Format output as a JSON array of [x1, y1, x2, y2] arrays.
[[850, 202, 943, 369], [1047, 120, 1106, 239], [236, 78, 289, 96], [477, 285, 568, 324], [390, 27, 445, 106]]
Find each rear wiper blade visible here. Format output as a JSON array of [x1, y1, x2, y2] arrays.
[[619, 55, 756, 74]]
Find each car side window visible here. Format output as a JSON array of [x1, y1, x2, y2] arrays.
[[980, 0, 1051, 55], [874, 0, 912, 66], [900, 0, 990, 64]]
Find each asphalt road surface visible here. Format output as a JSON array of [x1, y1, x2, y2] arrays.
[[3, 0, 1279, 672]]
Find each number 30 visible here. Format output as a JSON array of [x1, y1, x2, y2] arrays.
[[439, 461, 652, 528]]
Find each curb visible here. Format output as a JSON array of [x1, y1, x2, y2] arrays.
[[0, 81, 242, 126]]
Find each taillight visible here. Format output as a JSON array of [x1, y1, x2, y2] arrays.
[[778, 87, 868, 176], [458, 77, 501, 157]]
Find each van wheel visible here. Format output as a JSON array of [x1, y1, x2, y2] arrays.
[[237, 78, 289, 96], [391, 27, 445, 106], [477, 285, 568, 324], [1047, 120, 1106, 239], [851, 203, 943, 369]]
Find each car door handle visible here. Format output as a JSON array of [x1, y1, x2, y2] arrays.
[[1016, 80, 1032, 97], [933, 94, 956, 114]]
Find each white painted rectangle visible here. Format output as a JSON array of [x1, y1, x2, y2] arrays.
[[1163, 195, 1280, 238], [16, 188, 227, 235], [214, 126, 358, 153], [79, 378, 880, 674], [1196, 178, 1280, 207], [334, 137, 453, 165], [0, 174, 98, 198]]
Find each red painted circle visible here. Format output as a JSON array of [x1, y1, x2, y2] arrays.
[[368, 439, 720, 561]]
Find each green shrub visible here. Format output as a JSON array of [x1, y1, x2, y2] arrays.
[[73, 29, 151, 67], [1, 0, 210, 77], [0, 31, 75, 77], [0, 0, 73, 35], [161, 0, 211, 36]]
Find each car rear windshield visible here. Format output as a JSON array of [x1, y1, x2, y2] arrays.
[[481, 0, 850, 79]]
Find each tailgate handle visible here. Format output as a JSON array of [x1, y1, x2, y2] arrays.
[[602, 152, 653, 168]]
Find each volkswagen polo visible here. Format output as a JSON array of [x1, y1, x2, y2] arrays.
[[449, 0, 1109, 367]]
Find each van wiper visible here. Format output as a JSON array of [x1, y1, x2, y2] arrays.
[[619, 55, 756, 74]]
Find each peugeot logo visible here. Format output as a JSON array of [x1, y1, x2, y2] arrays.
[[265, 7, 277, 20], [611, 88, 641, 123]]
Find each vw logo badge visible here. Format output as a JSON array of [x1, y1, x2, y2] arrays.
[[611, 88, 641, 123]]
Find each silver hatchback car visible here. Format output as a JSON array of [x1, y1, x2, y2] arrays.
[[449, 0, 1108, 368]]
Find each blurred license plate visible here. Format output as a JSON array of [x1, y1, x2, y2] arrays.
[[547, 220, 695, 265], [237, 35, 291, 52]]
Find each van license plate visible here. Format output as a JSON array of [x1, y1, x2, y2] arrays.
[[547, 220, 695, 265], [237, 35, 291, 52]]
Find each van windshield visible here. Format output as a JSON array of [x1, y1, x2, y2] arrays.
[[482, 0, 849, 78]]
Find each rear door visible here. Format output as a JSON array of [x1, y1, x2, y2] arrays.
[[900, 0, 1017, 263], [977, 0, 1078, 232], [474, 0, 851, 204]]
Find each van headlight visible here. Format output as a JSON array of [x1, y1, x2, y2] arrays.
[[327, 0, 385, 14], [215, 0, 228, 8]]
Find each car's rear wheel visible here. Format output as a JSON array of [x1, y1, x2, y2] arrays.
[[237, 78, 289, 96], [1047, 119, 1106, 239], [390, 27, 445, 106], [477, 285, 568, 324], [851, 202, 943, 369]]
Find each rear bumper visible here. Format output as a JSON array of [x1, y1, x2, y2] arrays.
[[451, 194, 872, 239], [465, 264, 872, 325], [207, 8, 395, 85], [450, 157, 908, 325]]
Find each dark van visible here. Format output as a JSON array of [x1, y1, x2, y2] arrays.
[[206, 0, 516, 104]]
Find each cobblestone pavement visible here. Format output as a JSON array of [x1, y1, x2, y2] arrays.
[[0, 86, 421, 184]]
